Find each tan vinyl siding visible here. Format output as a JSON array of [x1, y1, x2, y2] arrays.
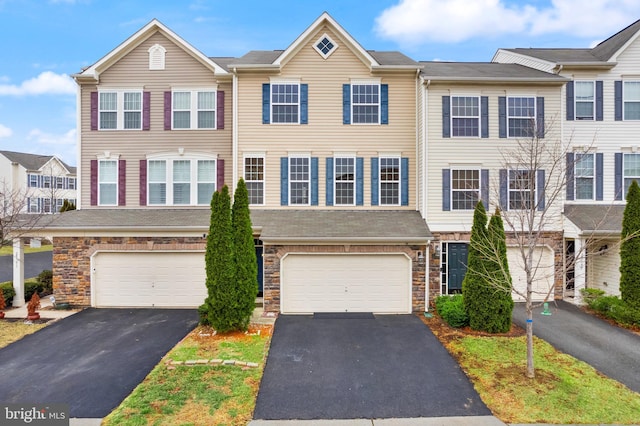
[[236, 25, 417, 209], [425, 83, 564, 232], [493, 50, 555, 73], [78, 32, 232, 208]]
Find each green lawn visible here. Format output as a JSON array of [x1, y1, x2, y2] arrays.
[[0, 244, 53, 256]]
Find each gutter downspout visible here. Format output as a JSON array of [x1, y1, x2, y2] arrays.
[[76, 84, 82, 209], [232, 68, 239, 190]]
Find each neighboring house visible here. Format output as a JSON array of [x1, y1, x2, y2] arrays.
[[0, 150, 77, 214], [493, 19, 640, 300], [19, 13, 640, 311]]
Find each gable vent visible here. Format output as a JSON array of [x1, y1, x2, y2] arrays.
[[148, 44, 166, 70], [314, 33, 338, 59]]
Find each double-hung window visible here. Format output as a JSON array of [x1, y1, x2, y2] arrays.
[[68, 178, 77, 190], [28, 174, 38, 188], [99, 91, 142, 130], [271, 83, 299, 124], [624, 81, 640, 120], [148, 157, 217, 205], [507, 97, 536, 138], [197, 160, 216, 204], [148, 160, 167, 205], [42, 176, 51, 189], [451, 97, 479, 137], [623, 153, 640, 198], [575, 153, 595, 200], [352, 83, 380, 124], [289, 157, 310, 205], [451, 169, 480, 210], [172, 90, 216, 129], [244, 156, 265, 205], [508, 169, 536, 210], [379, 157, 400, 205], [172, 160, 191, 205], [98, 159, 118, 206], [334, 157, 355, 205], [55, 177, 64, 189], [575, 81, 595, 120]]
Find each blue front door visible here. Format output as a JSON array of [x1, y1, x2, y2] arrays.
[[447, 243, 468, 293]]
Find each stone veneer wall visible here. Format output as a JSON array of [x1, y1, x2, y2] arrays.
[[53, 236, 206, 307], [427, 231, 564, 309], [262, 244, 427, 313]]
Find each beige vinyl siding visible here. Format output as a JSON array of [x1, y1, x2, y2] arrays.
[[79, 32, 232, 208], [492, 50, 556, 73], [236, 25, 417, 209], [425, 83, 564, 232]]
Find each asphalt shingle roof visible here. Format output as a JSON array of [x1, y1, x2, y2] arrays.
[[564, 204, 625, 233], [0, 150, 76, 173], [420, 62, 567, 81]]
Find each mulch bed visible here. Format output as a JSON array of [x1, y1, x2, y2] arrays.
[[420, 312, 525, 346]]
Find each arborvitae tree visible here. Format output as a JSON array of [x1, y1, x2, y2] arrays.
[[203, 185, 237, 331], [60, 199, 76, 212], [232, 179, 258, 330], [620, 180, 640, 310], [462, 201, 489, 329], [484, 208, 514, 333]]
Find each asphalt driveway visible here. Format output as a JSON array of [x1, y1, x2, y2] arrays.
[[0, 308, 198, 418], [253, 313, 491, 420], [513, 301, 640, 393]]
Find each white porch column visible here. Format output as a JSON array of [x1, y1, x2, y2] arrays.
[[12, 238, 25, 307], [572, 238, 586, 305]]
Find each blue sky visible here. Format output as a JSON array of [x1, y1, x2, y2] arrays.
[[1, 0, 639, 166]]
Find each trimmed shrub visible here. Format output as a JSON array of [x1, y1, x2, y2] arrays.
[[0, 282, 15, 306], [580, 288, 606, 307], [620, 180, 640, 310], [590, 295, 640, 326], [24, 280, 44, 301], [37, 270, 53, 293], [436, 294, 469, 328]]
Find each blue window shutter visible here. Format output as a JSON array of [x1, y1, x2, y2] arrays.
[[615, 152, 623, 200], [262, 84, 270, 124], [311, 157, 318, 206], [280, 157, 288, 205], [537, 169, 545, 211], [401, 157, 409, 206], [481, 96, 489, 138], [499, 169, 508, 209], [442, 169, 450, 211], [326, 157, 334, 206], [442, 96, 451, 138], [481, 169, 489, 209], [343, 84, 351, 124], [498, 97, 507, 138], [381, 84, 388, 125], [566, 81, 574, 120], [356, 157, 364, 206], [536, 97, 545, 139], [300, 84, 308, 124], [596, 153, 604, 201], [566, 153, 575, 201], [615, 81, 623, 121], [371, 158, 379, 206], [596, 81, 604, 121]]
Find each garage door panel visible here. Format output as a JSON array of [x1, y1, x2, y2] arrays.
[[282, 254, 411, 314], [508, 247, 554, 302], [94, 252, 207, 308]]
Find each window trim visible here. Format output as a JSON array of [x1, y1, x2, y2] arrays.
[[379, 156, 401, 206], [574, 153, 595, 200], [450, 168, 481, 210], [450, 96, 480, 138], [507, 169, 536, 210], [314, 33, 338, 59], [574, 81, 595, 121], [288, 155, 310, 206], [270, 82, 300, 124], [98, 89, 143, 130], [623, 153, 640, 199], [98, 159, 118, 206], [244, 155, 265, 206], [171, 88, 218, 130], [334, 156, 356, 206], [623, 81, 640, 121], [507, 96, 537, 138], [351, 81, 381, 125], [28, 174, 38, 188]]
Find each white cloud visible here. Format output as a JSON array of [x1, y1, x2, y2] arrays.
[[27, 128, 76, 146], [376, 0, 640, 44], [0, 124, 12, 138], [0, 71, 76, 96]]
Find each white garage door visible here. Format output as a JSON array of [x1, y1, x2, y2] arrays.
[[281, 254, 411, 314], [508, 247, 555, 302], [93, 252, 207, 308]]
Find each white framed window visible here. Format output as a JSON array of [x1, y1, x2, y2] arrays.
[[244, 156, 265, 205], [575, 81, 595, 120], [451, 96, 479, 137], [623, 81, 640, 120], [42, 198, 52, 213], [147, 156, 217, 206], [55, 198, 64, 212], [314, 33, 338, 59], [55, 177, 64, 189], [98, 159, 118, 206], [42, 176, 51, 189], [380, 156, 400, 205], [289, 156, 310, 205], [575, 153, 595, 200], [334, 156, 355, 206], [271, 83, 299, 124], [68, 178, 77, 190], [352, 83, 380, 124], [507, 96, 536, 138], [451, 169, 480, 210], [508, 169, 536, 210], [172, 90, 216, 129], [623, 153, 640, 198], [28, 197, 39, 213], [99, 90, 142, 130], [28, 174, 38, 188]]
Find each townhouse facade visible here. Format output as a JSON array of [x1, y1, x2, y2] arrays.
[[20, 13, 640, 311]]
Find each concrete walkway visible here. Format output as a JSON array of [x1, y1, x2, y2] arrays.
[[2, 294, 79, 320]]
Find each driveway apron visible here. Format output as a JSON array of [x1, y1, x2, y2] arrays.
[[254, 314, 490, 420], [0, 308, 198, 418], [513, 301, 640, 393]]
